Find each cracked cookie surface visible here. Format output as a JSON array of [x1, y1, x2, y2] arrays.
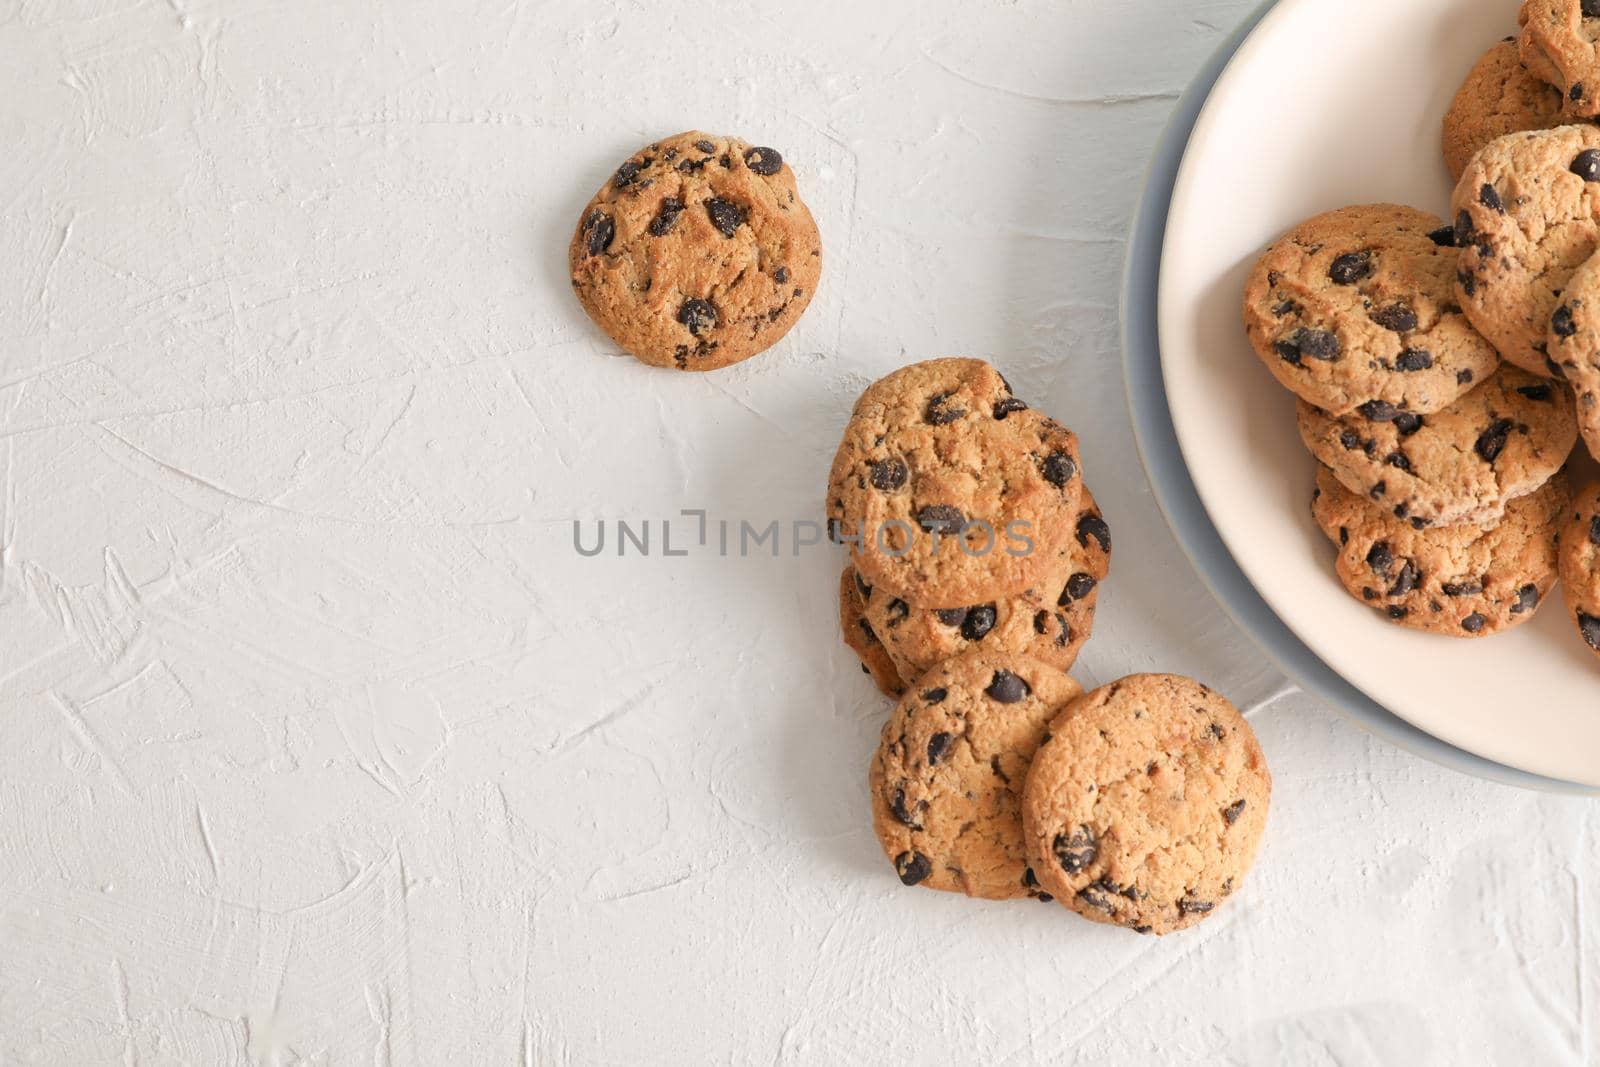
[[1453, 124, 1600, 376], [838, 567, 905, 698], [869, 652, 1083, 900], [1544, 249, 1600, 459], [859, 489, 1110, 685], [827, 359, 1084, 609], [568, 130, 822, 370], [1297, 364, 1577, 528], [1519, 0, 1600, 117], [1444, 40, 1571, 181], [1558, 480, 1600, 660], [1312, 465, 1568, 636], [1244, 204, 1500, 416], [1020, 674, 1270, 935]]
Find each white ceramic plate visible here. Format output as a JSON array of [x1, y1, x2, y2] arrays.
[[1159, 0, 1600, 787]]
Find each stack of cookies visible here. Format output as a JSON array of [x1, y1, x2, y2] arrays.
[[1237, 7, 1600, 664], [827, 360, 1272, 934]]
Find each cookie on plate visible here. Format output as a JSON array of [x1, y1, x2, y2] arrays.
[[1020, 674, 1270, 935], [1544, 250, 1600, 459], [1444, 40, 1571, 181], [861, 490, 1111, 684], [569, 130, 822, 371], [1312, 465, 1569, 636], [869, 652, 1083, 900], [1519, 0, 1600, 117], [1453, 124, 1600, 377], [1557, 480, 1600, 659], [1243, 204, 1498, 417], [827, 359, 1084, 609], [1297, 364, 1577, 528], [839, 567, 905, 698]]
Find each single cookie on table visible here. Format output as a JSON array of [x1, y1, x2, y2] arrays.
[[1242, 204, 1498, 417], [1453, 124, 1600, 377], [1020, 674, 1270, 935], [1557, 480, 1600, 659], [869, 652, 1083, 900], [827, 359, 1084, 609], [1297, 364, 1577, 529], [1444, 40, 1571, 180], [568, 131, 822, 371], [838, 567, 905, 698], [1312, 465, 1569, 636], [1544, 250, 1600, 459], [1519, 0, 1600, 117], [860, 490, 1111, 685]]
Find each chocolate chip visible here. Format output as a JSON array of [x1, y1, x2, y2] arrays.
[[894, 851, 931, 886], [1358, 400, 1400, 422], [927, 732, 952, 765], [854, 572, 872, 600], [1577, 84, 1590, 103], [1580, 613, 1600, 651], [1458, 270, 1477, 297], [1366, 541, 1395, 577], [1339, 429, 1363, 451], [961, 606, 997, 641], [934, 609, 967, 627], [985, 670, 1030, 704], [1395, 349, 1433, 372], [1475, 419, 1513, 462], [1454, 210, 1475, 245], [857, 619, 878, 645], [1517, 384, 1554, 403], [1392, 412, 1424, 436], [1076, 882, 1116, 913], [917, 505, 966, 534], [1442, 579, 1483, 596], [1370, 481, 1387, 498], [1590, 516, 1600, 546], [1177, 898, 1214, 917], [1371, 304, 1417, 332], [647, 198, 685, 236], [1388, 559, 1419, 597], [1585, 0, 1600, 17], [1458, 369, 1475, 386], [1479, 183, 1504, 213], [1329, 251, 1374, 285], [1580, 148, 1600, 185], [1061, 573, 1097, 604], [743, 146, 782, 175], [890, 787, 919, 828], [921, 687, 948, 704], [1387, 605, 1409, 620], [1021, 868, 1053, 902], [869, 457, 908, 491], [1427, 225, 1456, 247], [1052, 827, 1097, 873], [885, 598, 909, 624], [1512, 584, 1540, 615], [1277, 327, 1341, 364], [613, 159, 648, 187], [1272, 299, 1301, 317], [993, 397, 1029, 420], [1222, 799, 1247, 824], [677, 298, 717, 335], [924, 391, 966, 425], [581, 211, 615, 256], [1553, 305, 1578, 338], [1065, 518, 1112, 566], [1461, 613, 1487, 634], [1040, 451, 1077, 488], [694, 139, 716, 153], [773, 266, 789, 284], [705, 197, 744, 237]]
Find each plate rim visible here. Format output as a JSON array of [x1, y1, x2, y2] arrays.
[[1118, 0, 1599, 796]]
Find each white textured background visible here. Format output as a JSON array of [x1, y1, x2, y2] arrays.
[[0, 0, 1595, 1063]]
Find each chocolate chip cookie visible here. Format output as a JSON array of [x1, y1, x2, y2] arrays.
[[839, 567, 905, 697], [1443, 40, 1570, 180], [869, 652, 1083, 900], [1297, 364, 1577, 528], [1312, 465, 1569, 636], [1544, 248, 1600, 459], [568, 131, 822, 371], [1519, 0, 1600, 117], [1243, 204, 1499, 416], [1453, 123, 1600, 376], [860, 490, 1111, 684], [827, 359, 1085, 609], [1020, 674, 1270, 935], [1558, 479, 1600, 659]]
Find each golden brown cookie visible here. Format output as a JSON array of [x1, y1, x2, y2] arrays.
[[827, 359, 1084, 609], [1020, 675, 1271, 935], [1312, 465, 1569, 636], [1297, 364, 1577, 528], [869, 652, 1083, 900], [1557, 479, 1600, 659], [838, 567, 905, 697], [1243, 204, 1499, 416], [1544, 249, 1600, 459], [1520, 0, 1600, 117], [861, 490, 1110, 684], [1443, 40, 1569, 180], [568, 131, 822, 371], [1453, 124, 1600, 377]]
